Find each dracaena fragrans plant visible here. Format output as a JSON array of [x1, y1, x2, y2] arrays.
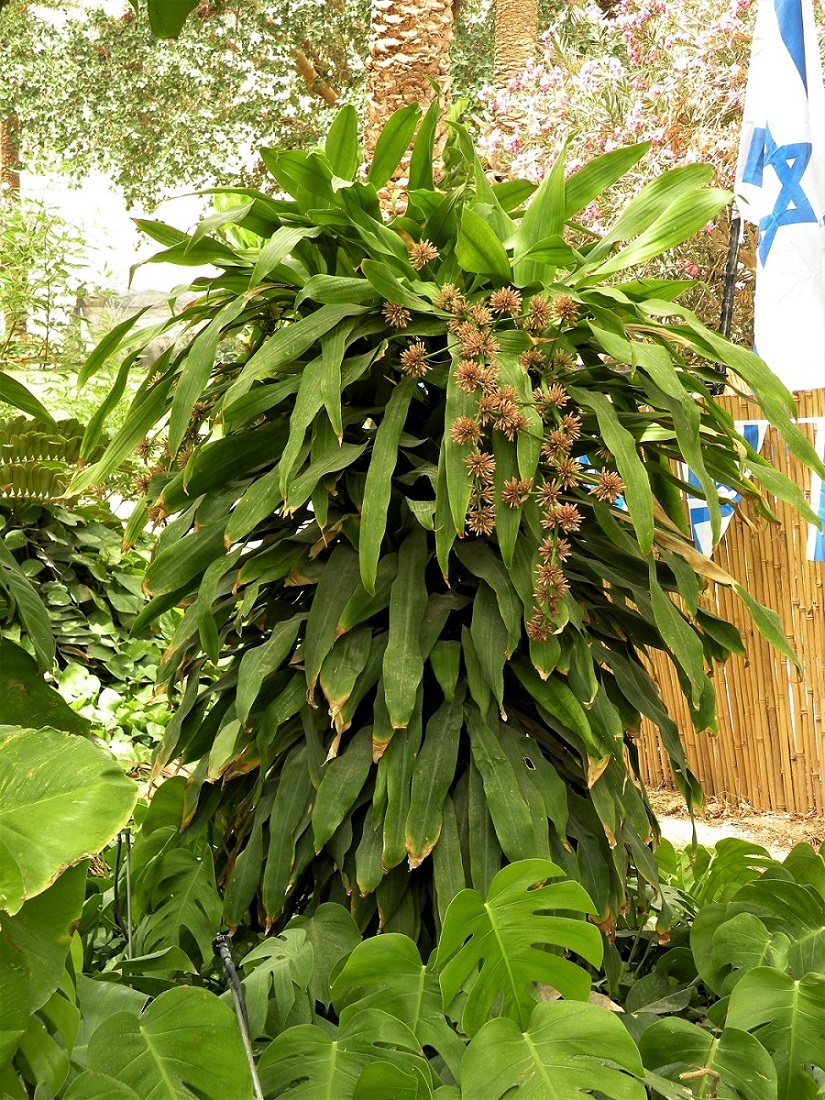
[[72, 101, 821, 946]]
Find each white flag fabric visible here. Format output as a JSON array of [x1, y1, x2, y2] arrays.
[[735, 0, 825, 392]]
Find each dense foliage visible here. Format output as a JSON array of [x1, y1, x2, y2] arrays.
[[65, 106, 821, 949]]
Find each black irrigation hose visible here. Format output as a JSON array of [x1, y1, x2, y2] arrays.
[[112, 828, 127, 939], [213, 934, 265, 1100], [710, 207, 743, 395]]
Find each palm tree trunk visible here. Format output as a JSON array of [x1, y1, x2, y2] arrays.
[[494, 0, 538, 87], [364, 0, 454, 177]]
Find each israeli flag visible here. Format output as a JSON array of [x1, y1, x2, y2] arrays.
[[735, 0, 825, 392]]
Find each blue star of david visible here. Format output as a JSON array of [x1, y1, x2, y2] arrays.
[[741, 125, 817, 264]]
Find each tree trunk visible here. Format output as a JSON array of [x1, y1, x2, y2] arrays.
[[494, 0, 538, 87], [364, 0, 454, 179], [1, 112, 21, 196], [0, 111, 27, 343]]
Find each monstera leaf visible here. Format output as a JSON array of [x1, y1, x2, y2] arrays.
[[691, 868, 825, 995], [727, 967, 825, 1100], [238, 927, 315, 1036], [435, 859, 602, 1035], [0, 726, 137, 915], [257, 1006, 434, 1099], [640, 1017, 777, 1100], [0, 866, 86, 1070], [64, 986, 252, 1100], [461, 1000, 646, 1099], [331, 934, 466, 1077]]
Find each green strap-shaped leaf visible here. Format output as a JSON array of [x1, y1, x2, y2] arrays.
[[319, 321, 350, 441], [0, 544, 55, 671], [512, 657, 601, 758], [196, 547, 242, 664], [734, 583, 799, 668], [593, 188, 730, 277], [325, 104, 360, 181], [648, 563, 706, 708], [405, 685, 466, 868], [444, 342, 478, 533], [367, 103, 421, 190], [224, 304, 368, 406], [0, 371, 55, 424], [471, 582, 508, 711], [464, 706, 535, 863], [360, 378, 418, 594], [313, 727, 373, 852], [263, 749, 312, 922], [380, 688, 423, 871], [513, 145, 566, 286], [236, 614, 305, 726], [144, 0, 199, 37], [304, 544, 362, 697], [568, 384, 654, 553], [319, 627, 373, 734], [169, 296, 248, 454], [382, 528, 429, 730], [251, 225, 321, 289]]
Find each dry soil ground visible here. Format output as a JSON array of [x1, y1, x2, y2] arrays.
[[648, 788, 825, 859]]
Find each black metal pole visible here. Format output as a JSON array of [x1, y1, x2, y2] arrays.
[[711, 206, 742, 394]]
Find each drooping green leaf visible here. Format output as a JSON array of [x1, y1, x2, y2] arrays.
[[0, 728, 136, 916]]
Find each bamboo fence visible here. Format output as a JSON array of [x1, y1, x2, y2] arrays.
[[637, 390, 825, 813]]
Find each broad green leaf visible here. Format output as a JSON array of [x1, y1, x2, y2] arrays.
[[0, 638, 83, 730], [512, 658, 600, 756], [320, 627, 372, 734], [360, 377, 418, 594], [238, 928, 314, 1036], [288, 903, 362, 1008], [66, 987, 252, 1100], [331, 935, 465, 1078], [143, 520, 226, 597], [462, 1000, 646, 1099], [0, 728, 136, 915], [436, 859, 601, 1035], [0, 866, 86, 1069], [320, 321, 348, 441], [367, 104, 421, 189], [456, 206, 512, 282], [258, 1006, 428, 1099], [144, 0, 198, 37], [136, 847, 222, 963], [727, 967, 825, 1100], [513, 146, 566, 285], [640, 1018, 776, 1100], [263, 749, 313, 922]]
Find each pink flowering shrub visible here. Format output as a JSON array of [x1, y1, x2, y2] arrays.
[[478, 0, 825, 336]]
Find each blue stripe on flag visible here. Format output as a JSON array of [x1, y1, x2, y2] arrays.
[[775, 0, 808, 90]]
